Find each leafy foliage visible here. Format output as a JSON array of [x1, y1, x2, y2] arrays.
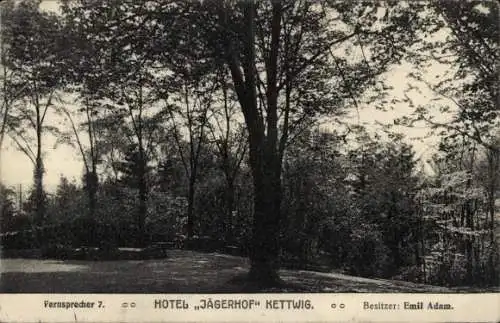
[[1, 0, 497, 288]]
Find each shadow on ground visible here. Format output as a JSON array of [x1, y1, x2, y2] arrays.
[[0, 250, 495, 293]]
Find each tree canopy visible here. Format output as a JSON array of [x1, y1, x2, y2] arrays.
[[0, 0, 498, 289]]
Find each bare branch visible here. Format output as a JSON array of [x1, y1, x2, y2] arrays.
[[7, 125, 36, 164], [61, 106, 90, 172]]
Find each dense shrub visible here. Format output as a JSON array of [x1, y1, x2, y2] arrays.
[[40, 243, 74, 259], [345, 224, 392, 278], [184, 235, 224, 252]]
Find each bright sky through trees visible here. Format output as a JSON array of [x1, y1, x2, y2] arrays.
[[0, 1, 456, 191]]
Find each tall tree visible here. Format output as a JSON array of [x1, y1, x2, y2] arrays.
[[2, 1, 64, 224], [0, 1, 29, 155], [62, 0, 173, 246], [199, 0, 425, 283], [55, 97, 100, 221], [0, 182, 16, 232], [396, 1, 499, 281], [399, 0, 498, 184], [207, 77, 247, 243], [167, 77, 218, 238], [60, 0, 425, 283], [101, 81, 167, 246], [430, 1, 499, 234]]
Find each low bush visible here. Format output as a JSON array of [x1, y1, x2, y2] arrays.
[[345, 224, 392, 278], [40, 243, 74, 260], [141, 245, 169, 259], [184, 236, 224, 252]]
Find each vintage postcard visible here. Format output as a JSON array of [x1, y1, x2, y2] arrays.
[[0, 0, 498, 322]]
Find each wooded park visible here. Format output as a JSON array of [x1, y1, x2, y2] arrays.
[[0, 0, 498, 292]]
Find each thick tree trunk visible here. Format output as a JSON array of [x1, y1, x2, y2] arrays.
[[247, 0, 284, 285], [34, 122, 44, 225], [223, 0, 284, 285], [247, 147, 282, 285], [248, 184, 282, 283], [34, 155, 44, 224]]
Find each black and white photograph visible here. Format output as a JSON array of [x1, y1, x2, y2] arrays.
[[0, 0, 498, 297]]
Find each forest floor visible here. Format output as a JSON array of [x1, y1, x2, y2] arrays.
[[0, 250, 497, 293]]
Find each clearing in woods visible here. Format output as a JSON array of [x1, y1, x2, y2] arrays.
[[2, 250, 495, 293]]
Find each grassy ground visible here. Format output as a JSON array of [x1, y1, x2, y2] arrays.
[[0, 250, 496, 293]]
